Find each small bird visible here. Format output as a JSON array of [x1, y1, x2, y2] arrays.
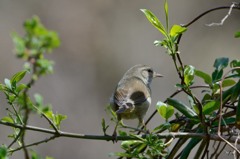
[[110, 64, 163, 138]]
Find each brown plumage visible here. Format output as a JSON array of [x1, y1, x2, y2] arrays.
[[110, 64, 163, 140]]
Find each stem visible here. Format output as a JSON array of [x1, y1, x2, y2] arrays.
[[182, 5, 240, 28]]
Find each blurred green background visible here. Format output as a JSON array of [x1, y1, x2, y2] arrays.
[[0, 0, 239, 158]]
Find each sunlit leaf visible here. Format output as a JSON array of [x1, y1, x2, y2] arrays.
[[1, 117, 14, 123], [156, 101, 174, 120], [4, 79, 12, 90], [184, 65, 195, 86], [164, 0, 169, 31], [141, 9, 167, 37], [170, 25, 187, 37]]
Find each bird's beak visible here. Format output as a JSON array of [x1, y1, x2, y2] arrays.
[[154, 72, 164, 78]]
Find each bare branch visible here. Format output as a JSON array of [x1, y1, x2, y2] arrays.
[[206, 3, 238, 26]]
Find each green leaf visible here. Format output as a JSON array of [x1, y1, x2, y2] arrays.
[[164, 0, 169, 31], [222, 79, 236, 88], [184, 65, 195, 86], [121, 140, 143, 150], [195, 70, 212, 85], [55, 113, 67, 129], [16, 84, 27, 93], [202, 101, 220, 115], [230, 59, 240, 74], [212, 69, 223, 82], [235, 31, 240, 38], [170, 25, 187, 37], [34, 93, 43, 106], [156, 101, 174, 120], [140, 9, 167, 37], [230, 80, 240, 102], [0, 146, 8, 159], [213, 57, 229, 70], [12, 33, 26, 58], [167, 98, 198, 119], [10, 70, 27, 84], [101, 118, 109, 135], [153, 122, 171, 132], [1, 116, 14, 123], [153, 40, 162, 46], [4, 79, 12, 90], [236, 97, 240, 128], [109, 152, 132, 158], [180, 138, 202, 159]]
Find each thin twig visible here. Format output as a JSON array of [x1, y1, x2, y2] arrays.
[[32, 104, 60, 134], [7, 104, 24, 149], [9, 135, 58, 153], [182, 5, 240, 28], [206, 3, 237, 26]]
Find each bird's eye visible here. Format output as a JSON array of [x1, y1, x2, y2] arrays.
[[147, 69, 153, 73]]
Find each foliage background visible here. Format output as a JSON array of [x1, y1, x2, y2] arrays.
[[0, 0, 239, 158]]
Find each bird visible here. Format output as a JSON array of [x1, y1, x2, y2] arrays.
[[110, 64, 163, 139]]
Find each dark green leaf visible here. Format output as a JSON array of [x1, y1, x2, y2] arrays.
[[236, 97, 240, 128], [212, 69, 223, 82], [0, 146, 8, 159], [184, 65, 195, 86], [230, 80, 240, 102], [167, 98, 198, 119], [213, 57, 229, 70], [212, 117, 235, 127], [140, 9, 167, 37], [202, 101, 220, 115], [230, 60, 240, 74], [180, 138, 202, 159], [235, 31, 240, 38], [195, 70, 212, 85], [153, 122, 171, 132]]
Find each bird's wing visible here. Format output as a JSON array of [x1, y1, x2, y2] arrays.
[[113, 78, 150, 114]]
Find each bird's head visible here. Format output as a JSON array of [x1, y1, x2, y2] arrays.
[[125, 64, 163, 85]]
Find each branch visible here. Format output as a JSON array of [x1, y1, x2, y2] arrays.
[[9, 135, 58, 153], [1, 120, 240, 144], [182, 3, 240, 28], [218, 67, 240, 154], [206, 3, 238, 26]]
